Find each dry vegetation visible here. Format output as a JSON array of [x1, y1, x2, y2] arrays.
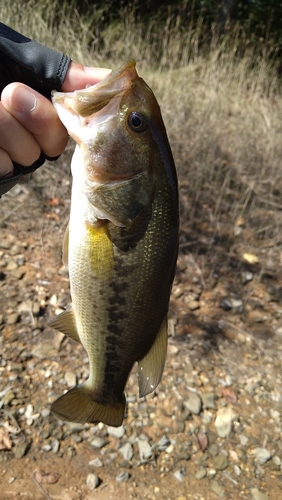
[[3, 0, 282, 273]]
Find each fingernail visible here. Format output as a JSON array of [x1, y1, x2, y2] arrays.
[[84, 67, 112, 78], [11, 87, 37, 113]]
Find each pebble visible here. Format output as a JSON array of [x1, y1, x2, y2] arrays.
[[250, 488, 269, 500], [119, 442, 133, 461], [207, 468, 217, 479], [51, 439, 60, 453], [211, 453, 229, 470], [138, 438, 153, 461], [195, 467, 206, 479], [89, 436, 109, 449], [187, 300, 200, 310], [239, 434, 248, 446], [214, 407, 235, 437], [254, 447, 271, 464], [116, 470, 130, 483], [65, 371, 76, 388], [86, 473, 99, 490], [14, 442, 29, 459], [6, 313, 19, 325], [66, 422, 85, 434], [107, 425, 125, 438], [89, 458, 103, 467], [202, 392, 216, 409], [210, 480, 225, 498], [173, 468, 186, 482], [184, 392, 202, 414]]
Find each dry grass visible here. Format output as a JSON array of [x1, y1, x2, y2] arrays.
[[3, 0, 282, 273]]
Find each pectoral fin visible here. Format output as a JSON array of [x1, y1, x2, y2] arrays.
[[48, 305, 81, 343], [138, 316, 168, 397]]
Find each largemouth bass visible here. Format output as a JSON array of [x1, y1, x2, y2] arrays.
[[48, 59, 178, 427]]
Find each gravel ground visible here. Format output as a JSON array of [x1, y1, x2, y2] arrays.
[[0, 167, 281, 500]]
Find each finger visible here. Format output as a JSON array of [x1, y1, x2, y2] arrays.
[[1, 83, 69, 158], [0, 101, 41, 168], [61, 61, 112, 92]]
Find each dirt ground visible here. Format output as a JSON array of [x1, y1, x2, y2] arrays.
[[0, 158, 282, 500]]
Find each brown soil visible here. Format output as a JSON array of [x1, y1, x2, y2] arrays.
[[0, 160, 281, 500]]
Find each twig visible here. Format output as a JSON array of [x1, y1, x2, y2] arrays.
[[32, 474, 53, 500]]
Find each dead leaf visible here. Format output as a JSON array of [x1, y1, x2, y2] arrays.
[[222, 387, 237, 404], [0, 428, 12, 450], [33, 468, 61, 484]]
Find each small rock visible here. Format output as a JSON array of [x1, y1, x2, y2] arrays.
[[254, 447, 271, 464], [89, 458, 103, 467], [116, 471, 130, 483], [195, 467, 206, 479], [119, 442, 133, 461], [211, 453, 229, 470], [202, 392, 216, 409], [65, 371, 76, 388], [107, 425, 125, 438], [210, 480, 225, 498], [155, 435, 171, 451], [6, 313, 19, 325], [66, 422, 85, 433], [42, 444, 52, 452], [2, 390, 15, 405], [14, 442, 29, 459], [6, 260, 18, 271], [187, 300, 200, 311], [234, 465, 241, 476], [239, 434, 248, 446], [207, 468, 217, 479], [138, 439, 153, 461], [174, 468, 186, 482], [89, 436, 108, 449], [86, 473, 99, 490], [214, 407, 235, 437], [184, 392, 202, 415], [51, 439, 60, 453], [242, 271, 253, 284], [250, 488, 269, 500]]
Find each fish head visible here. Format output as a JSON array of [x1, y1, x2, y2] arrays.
[[52, 60, 175, 226]]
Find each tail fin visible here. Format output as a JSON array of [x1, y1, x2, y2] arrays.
[[51, 384, 125, 427]]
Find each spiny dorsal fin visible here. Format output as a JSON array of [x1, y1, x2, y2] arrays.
[[48, 305, 80, 343], [138, 316, 168, 397]]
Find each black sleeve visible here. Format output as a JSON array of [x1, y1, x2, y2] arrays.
[[0, 23, 71, 99], [0, 23, 72, 196]]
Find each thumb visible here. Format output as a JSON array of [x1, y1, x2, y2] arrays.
[[61, 61, 112, 92]]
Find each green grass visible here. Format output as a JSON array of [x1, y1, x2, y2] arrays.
[[3, 0, 282, 275]]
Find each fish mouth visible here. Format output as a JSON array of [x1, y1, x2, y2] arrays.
[[52, 59, 138, 117]]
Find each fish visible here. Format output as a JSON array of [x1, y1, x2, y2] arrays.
[[48, 59, 178, 427]]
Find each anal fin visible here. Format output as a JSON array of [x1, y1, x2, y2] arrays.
[[138, 316, 168, 397], [48, 305, 81, 343]]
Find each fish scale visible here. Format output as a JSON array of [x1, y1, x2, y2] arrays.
[[48, 60, 178, 426]]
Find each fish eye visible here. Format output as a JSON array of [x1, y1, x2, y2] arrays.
[[128, 112, 148, 133]]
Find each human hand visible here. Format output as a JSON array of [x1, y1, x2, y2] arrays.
[[0, 61, 111, 178]]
